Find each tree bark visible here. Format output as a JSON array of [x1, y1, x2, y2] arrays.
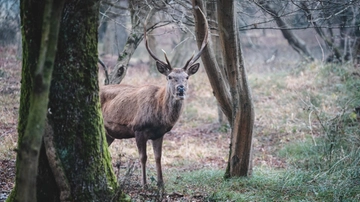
[[192, 0, 254, 177], [216, 0, 254, 177], [205, 0, 226, 124], [9, 0, 129, 201], [192, 0, 232, 122], [9, 0, 64, 201]]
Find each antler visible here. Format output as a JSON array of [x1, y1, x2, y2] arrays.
[[144, 25, 172, 69], [183, 6, 209, 70], [144, 6, 208, 71]]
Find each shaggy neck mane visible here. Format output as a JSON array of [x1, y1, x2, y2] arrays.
[[159, 85, 184, 125]]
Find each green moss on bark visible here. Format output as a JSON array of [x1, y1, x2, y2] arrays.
[[44, 0, 127, 201], [12, 0, 128, 201], [7, 1, 46, 201]]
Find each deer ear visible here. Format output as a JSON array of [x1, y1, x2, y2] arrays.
[[156, 61, 171, 76], [187, 63, 200, 76]]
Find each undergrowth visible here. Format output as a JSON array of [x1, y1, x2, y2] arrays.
[[114, 62, 360, 201], [167, 63, 360, 201], [277, 63, 360, 201]]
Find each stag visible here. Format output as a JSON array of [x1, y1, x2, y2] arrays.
[[100, 7, 208, 187]]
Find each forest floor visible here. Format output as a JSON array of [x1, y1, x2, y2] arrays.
[[0, 45, 286, 201], [1, 43, 359, 201]]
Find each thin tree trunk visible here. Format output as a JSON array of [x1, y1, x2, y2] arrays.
[[109, 27, 142, 84], [108, 0, 152, 84], [258, 1, 314, 62], [192, 0, 254, 177], [216, 0, 254, 177], [10, 0, 64, 201], [192, 0, 232, 122], [352, 12, 360, 66], [206, 0, 226, 124]]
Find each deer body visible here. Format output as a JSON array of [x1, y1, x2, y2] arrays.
[[100, 7, 208, 187], [101, 83, 184, 141]]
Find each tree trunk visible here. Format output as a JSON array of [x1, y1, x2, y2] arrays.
[[352, 16, 360, 66], [205, 0, 226, 124], [9, 1, 129, 201], [8, 0, 64, 201], [192, 0, 254, 177], [216, 0, 254, 177], [108, 0, 151, 85], [192, 1, 232, 122]]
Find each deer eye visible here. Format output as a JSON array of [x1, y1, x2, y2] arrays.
[[186, 76, 189, 80], [168, 76, 172, 80]]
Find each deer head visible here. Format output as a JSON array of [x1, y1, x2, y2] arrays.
[[144, 8, 209, 100]]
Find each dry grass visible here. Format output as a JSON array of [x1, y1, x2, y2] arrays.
[[0, 46, 20, 160], [0, 47, 20, 198]]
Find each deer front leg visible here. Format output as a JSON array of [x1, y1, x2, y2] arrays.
[[152, 137, 164, 187], [135, 132, 148, 187]]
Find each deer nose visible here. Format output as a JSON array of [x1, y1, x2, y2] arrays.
[[177, 85, 185, 94]]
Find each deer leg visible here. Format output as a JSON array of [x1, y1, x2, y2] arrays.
[[152, 137, 164, 187], [135, 132, 148, 186]]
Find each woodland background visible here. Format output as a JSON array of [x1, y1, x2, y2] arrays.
[[1, 0, 360, 201]]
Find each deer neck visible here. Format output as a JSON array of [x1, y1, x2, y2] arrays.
[[161, 86, 184, 125]]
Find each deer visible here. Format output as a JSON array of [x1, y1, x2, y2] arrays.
[[100, 7, 209, 188]]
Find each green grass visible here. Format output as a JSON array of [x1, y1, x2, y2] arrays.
[[277, 138, 360, 201], [164, 163, 359, 201], [162, 62, 360, 202]]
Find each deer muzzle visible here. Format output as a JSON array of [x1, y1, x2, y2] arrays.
[[176, 85, 186, 99]]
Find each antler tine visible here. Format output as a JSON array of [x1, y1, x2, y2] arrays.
[[186, 6, 209, 68], [163, 51, 172, 69]]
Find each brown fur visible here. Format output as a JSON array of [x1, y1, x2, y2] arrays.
[[100, 83, 183, 141]]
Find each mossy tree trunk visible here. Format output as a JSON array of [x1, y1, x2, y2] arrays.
[[192, 0, 254, 177], [9, 0, 64, 201], [9, 0, 129, 201]]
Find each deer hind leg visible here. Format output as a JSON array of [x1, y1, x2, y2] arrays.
[[135, 132, 148, 187], [152, 137, 164, 188]]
